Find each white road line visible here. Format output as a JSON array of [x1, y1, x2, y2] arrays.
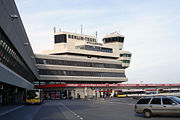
[[0, 105, 24, 116], [98, 100, 135, 106], [59, 102, 84, 120]]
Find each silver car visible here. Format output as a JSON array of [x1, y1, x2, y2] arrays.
[[135, 96, 180, 118]]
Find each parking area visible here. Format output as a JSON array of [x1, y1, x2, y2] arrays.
[[0, 98, 180, 120], [60, 98, 180, 120]]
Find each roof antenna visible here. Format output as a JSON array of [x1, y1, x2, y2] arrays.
[[81, 24, 83, 34], [53, 27, 56, 33], [96, 31, 98, 37]]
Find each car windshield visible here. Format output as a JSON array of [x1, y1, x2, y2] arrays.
[[170, 96, 180, 104]]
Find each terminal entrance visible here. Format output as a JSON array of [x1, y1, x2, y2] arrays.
[[43, 90, 71, 100]]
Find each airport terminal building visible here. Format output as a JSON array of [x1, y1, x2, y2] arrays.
[[0, 0, 39, 105], [34, 31, 132, 99], [0, 0, 131, 103]]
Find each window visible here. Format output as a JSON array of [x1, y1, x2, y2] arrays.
[[171, 97, 180, 104], [40, 81, 46, 85], [137, 98, 151, 104], [36, 58, 122, 69], [43, 60, 47, 64], [68, 35, 72, 38], [54, 34, 67, 43], [121, 60, 130, 63], [49, 82, 56, 84], [77, 45, 112, 53], [150, 98, 161, 104], [33, 81, 39, 85], [38, 69, 126, 77], [103, 37, 124, 43], [0, 27, 36, 82], [120, 54, 131, 57], [163, 98, 176, 105], [63, 71, 67, 76]]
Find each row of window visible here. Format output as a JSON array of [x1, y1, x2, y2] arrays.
[[86, 41, 102, 46], [33, 81, 64, 85], [0, 27, 35, 82], [36, 58, 122, 69], [34, 81, 119, 85], [121, 60, 130, 63], [120, 54, 131, 57], [39, 69, 126, 77], [68, 34, 96, 42], [103, 37, 124, 43], [75, 45, 113, 53]]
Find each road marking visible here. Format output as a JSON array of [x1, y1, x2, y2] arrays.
[[59, 102, 84, 120], [0, 105, 24, 116], [97, 100, 135, 106]]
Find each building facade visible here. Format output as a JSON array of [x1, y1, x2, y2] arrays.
[[0, 0, 39, 105], [35, 31, 131, 99]]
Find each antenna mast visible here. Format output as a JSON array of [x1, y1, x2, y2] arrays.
[[53, 27, 56, 33], [81, 24, 83, 34], [96, 31, 98, 37]]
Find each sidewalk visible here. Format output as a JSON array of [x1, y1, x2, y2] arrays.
[[0, 105, 24, 116]]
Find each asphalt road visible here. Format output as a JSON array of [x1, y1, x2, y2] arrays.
[[0, 98, 180, 120]]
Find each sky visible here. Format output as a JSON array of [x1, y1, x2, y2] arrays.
[[15, 0, 180, 84]]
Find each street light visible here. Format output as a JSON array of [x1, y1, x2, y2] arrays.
[[24, 42, 29, 46], [10, 14, 19, 21]]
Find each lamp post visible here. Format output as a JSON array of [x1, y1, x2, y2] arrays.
[[10, 14, 19, 21]]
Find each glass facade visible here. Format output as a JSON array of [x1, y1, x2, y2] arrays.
[[51, 52, 118, 59], [75, 45, 113, 53], [36, 58, 122, 69], [121, 60, 130, 63], [103, 37, 124, 43], [120, 54, 131, 57], [39, 69, 125, 77], [0, 27, 36, 82], [55, 34, 67, 43], [34, 81, 119, 85]]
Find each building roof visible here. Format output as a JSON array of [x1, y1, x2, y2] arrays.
[[103, 32, 124, 39]]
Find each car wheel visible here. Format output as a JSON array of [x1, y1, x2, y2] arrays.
[[143, 110, 152, 118]]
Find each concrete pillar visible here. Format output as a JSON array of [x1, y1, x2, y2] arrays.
[[71, 90, 75, 99], [84, 87, 87, 99], [111, 89, 115, 97], [66, 90, 68, 99], [92, 89, 96, 99]]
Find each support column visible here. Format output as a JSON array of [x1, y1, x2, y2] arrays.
[[71, 90, 74, 99], [111, 89, 115, 98], [66, 90, 69, 99], [84, 87, 87, 99]]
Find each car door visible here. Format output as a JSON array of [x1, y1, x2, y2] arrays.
[[149, 97, 163, 114], [162, 98, 179, 114]]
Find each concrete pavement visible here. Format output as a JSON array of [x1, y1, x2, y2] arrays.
[[0, 98, 180, 120]]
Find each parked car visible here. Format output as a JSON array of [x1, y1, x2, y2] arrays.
[[135, 96, 180, 118]]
